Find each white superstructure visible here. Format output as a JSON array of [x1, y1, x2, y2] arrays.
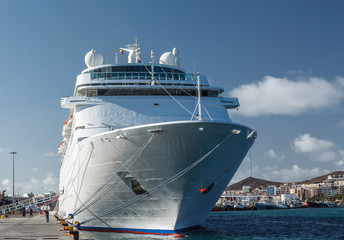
[[58, 40, 257, 236]]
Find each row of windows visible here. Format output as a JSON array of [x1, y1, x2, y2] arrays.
[[77, 88, 219, 97], [91, 72, 205, 82], [90, 66, 184, 74]]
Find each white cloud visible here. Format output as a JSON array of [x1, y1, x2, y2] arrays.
[[30, 178, 40, 185], [265, 149, 276, 158], [0, 147, 10, 153], [1, 178, 10, 186], [265, 149, 285, 160], [30, 168, 40, 172], [229, 76, 343, 117], [6, 172, 59, 195], [316, 151, 337, 162], [336, 150, 344, 166], [42, 152, 56, 157], [229, 166, 260, 184], [336, 160, 344, 166], [292, 134, 335, 153], [291, 134, 339, 162], [336, 76, 344, 87], [262, 164, 329, 182], [42, 172, 58, 186], [339, 150, 344, 156]]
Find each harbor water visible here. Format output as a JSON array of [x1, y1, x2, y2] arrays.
[[84, 207, 344, 240]]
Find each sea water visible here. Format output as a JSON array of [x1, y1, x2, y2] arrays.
[[84, 208, 344, 240]]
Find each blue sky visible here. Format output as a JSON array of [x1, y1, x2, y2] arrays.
[[0, 0, 343, 195]]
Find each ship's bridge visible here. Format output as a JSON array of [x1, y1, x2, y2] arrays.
[[81, 64, 208, 85], [74, 63, 220, 98], [74, 45, 222, 98], [82, 64, 185, 75]]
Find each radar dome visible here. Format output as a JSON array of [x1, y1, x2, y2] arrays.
[[85, 49, 103, 68], [172, 48, 178, 57], [159, 52, 175, 66]]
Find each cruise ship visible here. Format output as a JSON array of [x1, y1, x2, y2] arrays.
[[58, 40, 257, 236]]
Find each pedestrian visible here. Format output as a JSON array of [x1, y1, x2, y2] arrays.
[[30, 208, 33, 217], [42, 205, 50, 223], [22, 207, 26, 217], [45, 209, 49, 222]]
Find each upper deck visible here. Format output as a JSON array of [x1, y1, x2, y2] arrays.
[[73, 42, 224, 98], [81, 64, 208, 84], [74, 63, 224, 98]]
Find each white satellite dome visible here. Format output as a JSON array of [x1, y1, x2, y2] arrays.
[[159, 52, 175, 66], [172, 48, 178, 57], [85, 49, 103, 68]]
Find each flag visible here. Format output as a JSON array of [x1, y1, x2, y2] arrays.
[[120, 49, 123, 55]]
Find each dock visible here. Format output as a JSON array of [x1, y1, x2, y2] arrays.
[[0, 214, 93, 240]]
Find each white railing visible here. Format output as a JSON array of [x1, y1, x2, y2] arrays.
[[0, 193, 58, 215], [90, 72, 207, 83]]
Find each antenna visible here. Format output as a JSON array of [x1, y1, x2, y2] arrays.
[[121, 38, 141, 63], [193, 49, 196, 74], [191, 73, 213, 121], [250, 149, 253, 178], [150, 50, 156, 85], [197, 73, 202, 120]]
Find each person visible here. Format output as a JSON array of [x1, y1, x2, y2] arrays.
[[30, 207, 33, 217], [42, 205, 50, 223], [45, 209, 49, 222], [22, 207, 26, 217]]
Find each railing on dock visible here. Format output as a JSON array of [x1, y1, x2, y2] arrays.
[[0, 193, 58, 215]]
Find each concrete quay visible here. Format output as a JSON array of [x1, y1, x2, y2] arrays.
[[0, 214, 93, 240]]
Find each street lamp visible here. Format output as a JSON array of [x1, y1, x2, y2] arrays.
[[10, 152, 17, 204]]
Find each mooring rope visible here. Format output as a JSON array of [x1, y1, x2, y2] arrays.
[[58, 145, 83, 208], [79, 132, 233, 225], [71, 172, 115, 231], [71, 133, 158, 217], [139, 59, 195, 117], [155, 65, 197, 99], [73, 143, 95, 210]]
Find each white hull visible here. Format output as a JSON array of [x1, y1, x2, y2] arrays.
[[58, 42, 256, 235], [59, 120, 255, 234]]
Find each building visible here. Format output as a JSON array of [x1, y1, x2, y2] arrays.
[[337, 185, 344, 195], [280, 184, 291, 194], [242, 185, 252, 193], [296, 186, 311, 200], [310, 187, 319, 198], [267, 185, 276, 196]]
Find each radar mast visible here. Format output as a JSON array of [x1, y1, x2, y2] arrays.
[[120, 37, 141, 63]]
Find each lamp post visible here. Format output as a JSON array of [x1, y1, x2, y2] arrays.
[[10, 152, 17, 204]]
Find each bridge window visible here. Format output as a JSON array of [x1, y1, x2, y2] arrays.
[[87, 89, 98, 97]]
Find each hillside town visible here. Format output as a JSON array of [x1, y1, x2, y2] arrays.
[[214, 171, 344, 210]]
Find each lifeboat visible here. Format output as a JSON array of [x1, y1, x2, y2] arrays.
[[58, 139, 69, 157], [62, 116, 73, 138], [62, 124, 71, 138]]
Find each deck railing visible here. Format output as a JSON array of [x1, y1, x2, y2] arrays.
[[90, 72, 207, 82], [0, 193, 58, 215]]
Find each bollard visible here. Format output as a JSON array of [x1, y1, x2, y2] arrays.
[[68, 230, 79, 240], [64, 226, 73, 231]]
